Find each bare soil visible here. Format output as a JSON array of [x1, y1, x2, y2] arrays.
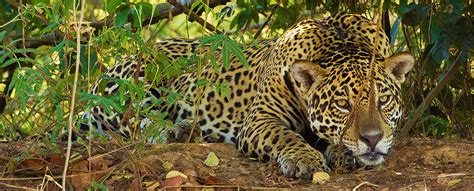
[[0, 138, 472, 190]]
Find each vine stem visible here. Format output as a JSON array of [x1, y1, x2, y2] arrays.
[[62, 0, 86, 189]]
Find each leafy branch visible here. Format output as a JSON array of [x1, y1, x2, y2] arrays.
[[168, 0, 223, 34]]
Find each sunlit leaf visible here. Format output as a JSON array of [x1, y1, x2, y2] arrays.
[[203, 152, 219, 167]]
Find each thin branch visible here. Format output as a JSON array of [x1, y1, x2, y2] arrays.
[[4, 2, 228, 49], [168, 0, 223, 34], [352, 181, 380, 190], [254, 5, 277, 39], [62, 0, 86, 189], [0, 182, 36, 190], [401, 51, 465, 137]]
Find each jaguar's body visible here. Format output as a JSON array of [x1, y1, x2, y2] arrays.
[[81, 13, 414, 178]]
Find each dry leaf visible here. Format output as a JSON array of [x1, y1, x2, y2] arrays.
[[204, 152, 219, 167], [166, 170, 188, 179], [69, 156, 108, 189], [447, 178, 462, 187], [183, 169, 198, 177], [22, 159, 43, 170], [164, 176, 185, 189], [229, 177, 246, 185], [312, 172, 330, 185], [204, 175, 226, 185], [129, 178, 141, 191], [49, 154, 64, 165], [143, 181, 161, 191], [162, 161, 173, 170]]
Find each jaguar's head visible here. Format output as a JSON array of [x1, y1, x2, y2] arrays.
[[290, 52, 414, 166]]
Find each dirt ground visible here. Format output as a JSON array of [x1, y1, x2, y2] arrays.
[[0, 138, 472, 190]]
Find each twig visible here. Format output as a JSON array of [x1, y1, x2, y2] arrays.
[[62, 0, 86, 189], [40, 168, 62, 191], [401, 51, 465, 137], [167, 0, 223, 34], [437, 173, 468, 178], [88, 141, 142, 161], [162, 185, 296, 190], [0, 169, 119, 181], [0, 182, 35, 190], [254, 5, 277, 39], [352, 181, 380, 190]]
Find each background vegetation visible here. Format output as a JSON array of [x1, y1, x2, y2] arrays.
[[0, 0, 472, 144]]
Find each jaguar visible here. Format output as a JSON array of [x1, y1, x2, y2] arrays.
[[79, 13, 414, 178]]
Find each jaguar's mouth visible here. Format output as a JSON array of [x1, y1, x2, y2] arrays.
[[356, 151, 387, 166]]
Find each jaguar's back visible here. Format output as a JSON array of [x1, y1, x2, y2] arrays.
[[82, 13, 414, 179]]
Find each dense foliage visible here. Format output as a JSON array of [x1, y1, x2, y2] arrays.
[[0, 0, 472, 145]]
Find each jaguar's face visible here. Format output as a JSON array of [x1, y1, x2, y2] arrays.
[[290, 52, 414, 166]]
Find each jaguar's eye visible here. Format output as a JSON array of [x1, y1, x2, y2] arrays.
[[334, 99, 351, 113], [379, 95, 391, 108]]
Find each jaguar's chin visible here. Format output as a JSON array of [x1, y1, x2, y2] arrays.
[[356, 151, 386, 166]]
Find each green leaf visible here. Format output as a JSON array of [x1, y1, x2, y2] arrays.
[[199, 34, 223, 47], [210, 40, 222, 51], [39, 22, 58, 34], [136, 2, 153, 18], [209, 53, 218, 73], [430, 20, 441, 43], [52, 104, 62, 142], [80, 46, 98, 77], [115, 7, 130, 27], [106, 0, 124, 13], [189, 0, 204, 16], [0, 31, 6, 42], [390, 17, 401, 48], [1, 57, 35, 67], [0, 48, 36, 64], [227, 42, 248, 67], [50, 40, 66, 53], [32, 0, 50, 5], [79, 93, 123, 114], [195, 79, 208, 87], [131, 8, 141, 28], [91, 180, 109, 191], [222, 45, 230, 68], [398, 0, 409, 14], [63, 0, 73, 12]]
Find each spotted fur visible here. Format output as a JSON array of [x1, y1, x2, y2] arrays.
[[80, 13, 414, 178]]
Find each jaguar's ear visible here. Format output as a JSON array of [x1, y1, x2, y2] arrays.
[[290, 60, 327, 94], [384, 52, 414, 83]]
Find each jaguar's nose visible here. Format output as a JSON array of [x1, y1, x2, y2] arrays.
[[360, 133, 383, 151]]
